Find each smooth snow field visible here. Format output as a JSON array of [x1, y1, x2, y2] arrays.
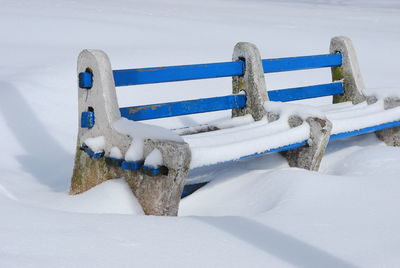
[[1, 0, 400, 267]]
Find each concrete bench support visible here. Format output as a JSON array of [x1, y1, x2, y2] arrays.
[[70, 49, 191, 216], [375, 97, 400, 146], [284, 116, 332, 171], [125, 139, 191, 216], [330, 36, 366, 104], [330, 36, 400, 146], [232, 42, 268, 121]]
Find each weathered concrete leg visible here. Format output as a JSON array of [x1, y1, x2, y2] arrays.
[[375, 97, 400, 146], [70, 49, 126, 194], [71, 49, 191, 217], [124, 139, 191, 216], [70, 143, 123, 194], [284, 116, 332, 171], [330, 36, 366, 104], [232, 42, 268, 121]]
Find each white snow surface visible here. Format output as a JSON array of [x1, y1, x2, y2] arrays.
[[113, 117, 182, 161], [109, 146, 123, 159], [327, 100, 400, 134], [84, 136, 106, 153], [1, 0, 400, 267], [184, 118, 310, 168], [144, 148, 163, 168]]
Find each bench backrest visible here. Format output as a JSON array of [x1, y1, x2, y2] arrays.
[[78, 38, 362, 123]]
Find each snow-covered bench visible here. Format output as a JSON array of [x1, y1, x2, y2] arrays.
[[70, 36, 400, 216]]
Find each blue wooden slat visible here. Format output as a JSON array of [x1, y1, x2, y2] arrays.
[[330, 120, 400, 141], [190, 140, 308, 170], [263, 54, 342, 73], [113, 61, 244, 86], [238, 141, 308, 161], [119, 82, 342, 121], [268, 82, 343, 102], [78, 53, 342, 87], [120, 94, 247, 121], [182, 182, 208, 198]]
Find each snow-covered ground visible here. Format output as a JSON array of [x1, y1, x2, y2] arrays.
[[1, 0, 400, 267]]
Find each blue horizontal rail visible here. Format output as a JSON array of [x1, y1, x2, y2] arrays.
[[268, 82, 343, 102], [330, 120, 400, 141], [113, 61, 244, 86], [120, 94, 246, 121], [120, 82, 342, 121], [78, 54, 342, 88], [262, 53, 342, 73]]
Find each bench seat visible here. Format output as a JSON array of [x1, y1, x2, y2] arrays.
[[323, 100, 400, 137], [177, 99, 400, 170], [182, 116, 310, 169]]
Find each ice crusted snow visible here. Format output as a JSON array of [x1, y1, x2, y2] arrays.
[[84, 136, 105, 153], [2, 0, 400, 267], [113, 118, 182, 161], [144, 149, 163, 168]]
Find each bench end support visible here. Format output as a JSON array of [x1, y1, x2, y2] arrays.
[[330, 36, 366, 105], [124, 139, 191, 216], [284, 117, 332, 171], [375, 97, 400, 146], [232, 42, 268, 121]]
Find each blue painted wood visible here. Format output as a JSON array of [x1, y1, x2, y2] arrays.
[[143, 166, 160, 176], [330, 120, 400, 141], [79, 72, 93, 88], [119, 82, 342, 121], [238, 140, 308, 161], [81, 111, 95, 128], [105, 157, 123, 167], [268, 82, 343, 102], [182, 182, 208, 198], [120, 94, 247, 121], [182, 119, 400, 197], [114, 54, 341, 86], [262, 54, 342, 73], [77, 53, 342, 88], [113, 61, 244, 86], [121, 160, 144, 170], [81, 144, 104, 159], [190, 140, 308, 170]]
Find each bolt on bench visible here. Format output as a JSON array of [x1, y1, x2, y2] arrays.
[[71, 36, 400, 216]]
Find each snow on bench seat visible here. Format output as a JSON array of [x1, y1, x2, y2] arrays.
[[322, 100, 400, 135], [183, 118, 310, 169], [181, 99, 400, 169]]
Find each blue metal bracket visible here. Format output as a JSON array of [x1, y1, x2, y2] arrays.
[[105, 157, 123, 167], [81, 111, 95, 129], [81, 144, 104, 159], [142, 165, 161, 176], [79, 72, 93, 89], [121, 160, 144, 170]]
